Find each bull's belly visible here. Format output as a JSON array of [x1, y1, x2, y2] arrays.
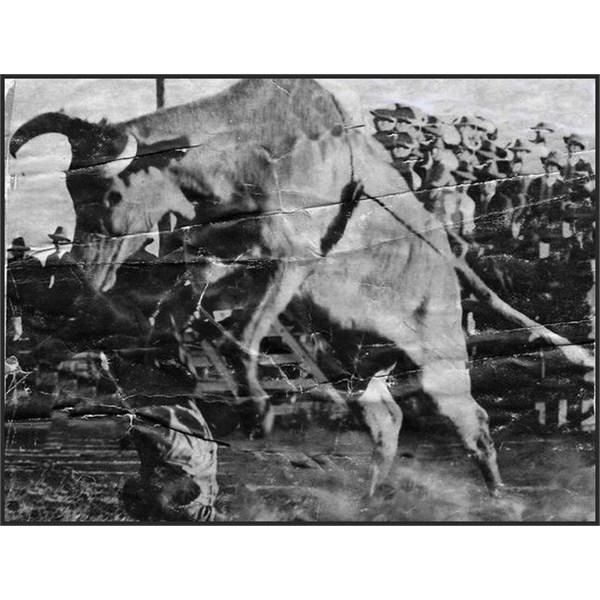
[[298, 245, 468, 366]]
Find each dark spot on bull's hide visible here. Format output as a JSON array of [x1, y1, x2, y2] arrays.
[[331, 124, 344, 137], [118, 135, 190, 184]]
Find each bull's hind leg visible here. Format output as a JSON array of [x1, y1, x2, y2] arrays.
[[353, 370, 403, 497], [421, 360, 503, 494]]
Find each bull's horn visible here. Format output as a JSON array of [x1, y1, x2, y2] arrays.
[[9, 112, 75, 158], [99, 132, 138, 178]]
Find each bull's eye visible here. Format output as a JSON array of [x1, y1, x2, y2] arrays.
[[106, 191, 123, 208]]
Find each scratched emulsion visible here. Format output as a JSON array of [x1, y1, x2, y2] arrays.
[[4, 78, 596, 523]]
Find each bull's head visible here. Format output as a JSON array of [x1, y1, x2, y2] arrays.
[[10, 112, 196, 291]]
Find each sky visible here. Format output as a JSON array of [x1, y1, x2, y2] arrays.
[[4, 78, 596, 258]]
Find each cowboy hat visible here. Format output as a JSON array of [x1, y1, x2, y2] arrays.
[[455, 115, 482, 129], [371, 105, 422, 127], [370, 108, 399, 122], [563, 133, 585, 149], [452, 161, 478, 183], [509, 138, 532, 153], [530, 122, 554, 133], [422, 122, 441, 137], [475, 159, 502, 180], [8, 236, 30, 252], [48, 226, 71, 243], [394, 104, 428, 125], [476, 140, 501, 160], [544, 151, 565, 170], [474, 116, 497, 136]]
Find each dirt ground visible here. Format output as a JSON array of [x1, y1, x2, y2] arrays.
[[3, 411, 596, 523]]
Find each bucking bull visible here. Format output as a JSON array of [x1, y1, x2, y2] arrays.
[[10, 78, 593, 497]]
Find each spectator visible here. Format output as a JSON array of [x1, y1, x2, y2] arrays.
[[6, 237, 42, 341], [563, 133, 595, 202], [44, 227, 85, 315], [529, 122, 554, 164]]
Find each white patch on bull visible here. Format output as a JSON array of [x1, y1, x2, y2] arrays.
[[100, 133, 138, 178]]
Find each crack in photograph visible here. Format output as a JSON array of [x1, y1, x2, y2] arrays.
[[2, 77, 597, 523]]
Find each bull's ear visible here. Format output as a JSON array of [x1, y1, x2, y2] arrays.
[[98, 133, 138, 178]]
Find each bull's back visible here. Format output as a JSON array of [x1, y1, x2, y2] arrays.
[[124, 79, 346, 152]]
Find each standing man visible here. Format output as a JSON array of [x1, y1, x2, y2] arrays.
[[44, 226, 84, 315], [563, 133, 595, 202], [527, 151, 568, 221], [529, 122, 554, 164], [6, 237, 42, 341], [455, 116, 484, 168], [120, 400, 220, 522], [496, 139, 533, 230]]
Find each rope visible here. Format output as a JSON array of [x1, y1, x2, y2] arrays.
[[360, 189, 447, 257]]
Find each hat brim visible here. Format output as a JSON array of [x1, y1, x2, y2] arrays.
[[422, 125, 441, 136], [452, 170, 478, 182], [476, 150, 499, 160], [531, 125, 554, 132], [545, 160, 564, 170], [48, 234, 71, 243], [563, 136, 585, 149], [370, 110, 397, 121], [8, 245, 30, 252]]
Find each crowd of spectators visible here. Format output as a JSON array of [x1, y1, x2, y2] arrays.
[[370, 105, 596, 332]]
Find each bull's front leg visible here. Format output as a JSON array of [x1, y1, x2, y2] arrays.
[[234, 261, 308, 437]]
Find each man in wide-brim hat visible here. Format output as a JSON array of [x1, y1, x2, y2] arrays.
[[474, 116, 498, 140], [509, 138, 532, 153], [455, 115, 484, 153], [8, 236, 30, 253], [387, 131, 423, 191], [44, 226, 84, 315], [562, 133, 594, 194], [544, 151, 565, 171], [476, 141, 514, 172], [508, 139, 532, 174], [476, 140, 502, 162], [452, 161, 478, 184], [527, 150, 569, 222], [531, 122, 555, 133], [529, 123, 554, 162], [7, 236, 42, 341], [48, 226, 72, 244], [371, 105, 420, 132], [563, 133, 585, 151]]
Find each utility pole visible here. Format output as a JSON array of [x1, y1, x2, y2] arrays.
[[156, 78, 165, 109], [156, 78, 170, 257]]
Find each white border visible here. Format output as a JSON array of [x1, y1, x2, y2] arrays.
[[2, 2, 598, 599]]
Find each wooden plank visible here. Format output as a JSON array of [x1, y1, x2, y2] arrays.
[[271, 321, 330, 384], [258, 353, 300, 365], [199, 340, 238, 396], [262, 378, 317, 391]]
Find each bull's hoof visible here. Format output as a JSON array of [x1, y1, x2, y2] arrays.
[[363, 482, 397, 503], [374, 482, 397, 500], [488, 483, 506, 499]]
